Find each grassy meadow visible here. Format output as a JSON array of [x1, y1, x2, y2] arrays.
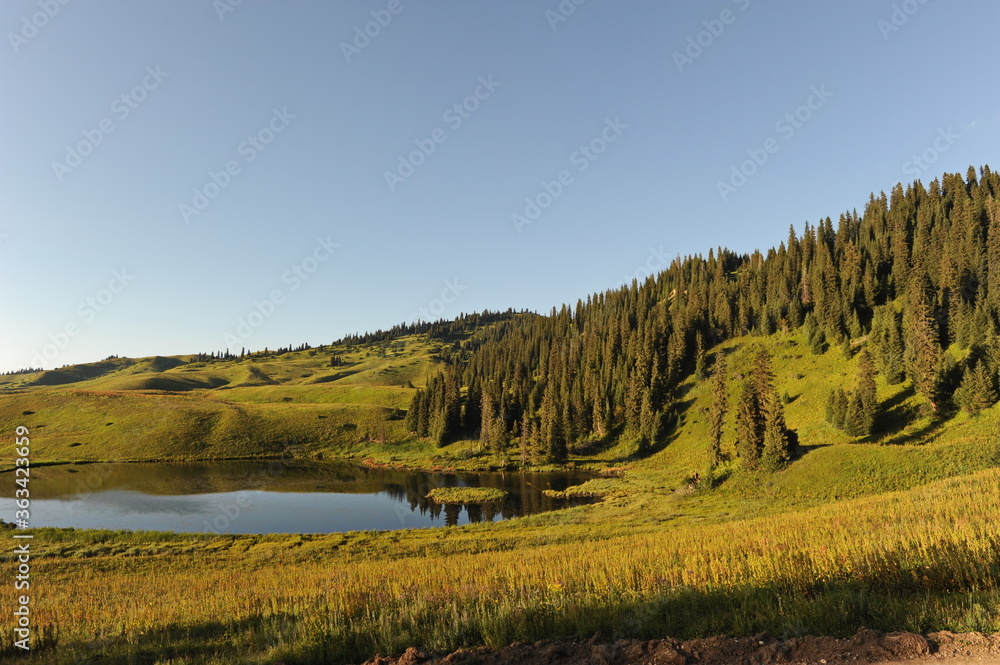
[[2, 328, 1000, 663]]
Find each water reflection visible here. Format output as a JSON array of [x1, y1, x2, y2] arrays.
[[4, 461, 595, 534]]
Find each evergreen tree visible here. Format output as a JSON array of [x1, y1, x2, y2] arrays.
[[694, 331, 707, 381], [986, 197, 1000, 318], [540, 385, 566, 463], [637, 390, 656, 455], [856, 349, 878, 435], [736, 378, 763, 468], [842, 390, 867, 437], [825, 388, 849, 429], [761, 388, 791, 471], [463, 376, 482, 431], [480, 388, 499, 452], [904, 275, 943, 411], [707, 356, 728, 467], [871, 306, 906, 385], [416, 389, 431, 437], [405, 390, 422, 434], [954, 361, 998, 414], [804, 313, 825, 355], [519, 414, 533, 465]]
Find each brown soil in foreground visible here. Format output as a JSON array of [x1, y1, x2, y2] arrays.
[[357, 629, 1000, 665]]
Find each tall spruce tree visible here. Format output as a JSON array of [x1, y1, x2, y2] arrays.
[[825, 388, 849, 429], [954, 361, 998, 414], [761, 388, 792, 471], [405, 390, 423, 434], [856, 349, 878, 435], [870, 306, 906, 385], [707, 356, 728, 467], [904, 274, 943, 411], [736, 378, 763, 468]]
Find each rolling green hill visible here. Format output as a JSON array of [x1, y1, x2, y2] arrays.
[[0, 336, 447, 464], [4, 322, 998, 524]]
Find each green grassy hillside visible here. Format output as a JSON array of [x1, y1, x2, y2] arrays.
[[0, 337, 446, 465], [3, 326, 998, 517]]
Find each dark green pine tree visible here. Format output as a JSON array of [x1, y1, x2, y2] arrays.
[[825, 388, 849, 429], [761, 388, 791, 471], [904, 274, 943, 411], [986, 198, 1000, 318], [624, 360, 644, 434], [416, 389, 431, 437], [441, 368, 462, 444], [519, 414, 533, 466], [954, 361, 998, 414], [751, 349, 776, 401], [805, 313, 826, 355], [842, 390, 867, 437], [736, 378, 763, 468], [637, 390, 656, 456], [855, 349, 878, 436], [694, 331, 707, 381], [463, 376, 482, 432], [405, 390, 423, 434], [540, 384, 567, 463], [871, 306, 906, 385], [707, 356, 728, 468], [480, 387, 499, 452]]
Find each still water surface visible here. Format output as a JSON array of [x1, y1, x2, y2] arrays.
[[5, 461, 594, 534]]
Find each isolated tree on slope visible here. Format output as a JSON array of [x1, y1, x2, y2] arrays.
[[707, 355, 728, 468], [761, 388, 792, 472]]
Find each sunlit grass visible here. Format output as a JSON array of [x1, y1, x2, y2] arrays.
[[3, 468, 1000, 664]]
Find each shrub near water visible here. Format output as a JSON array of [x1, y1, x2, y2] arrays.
[[426, 486, 507, 503]]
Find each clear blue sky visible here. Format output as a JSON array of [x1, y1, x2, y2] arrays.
[[2, 0, 998, 373]]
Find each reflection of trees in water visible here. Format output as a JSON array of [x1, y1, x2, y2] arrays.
[[443, 503, 462, 527], [373, 469, 594, 525]]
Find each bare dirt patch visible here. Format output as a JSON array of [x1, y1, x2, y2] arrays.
[[357, 629, 1000, 665]]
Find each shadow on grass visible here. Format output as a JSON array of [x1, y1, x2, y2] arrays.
[[16, 565, 1000, 665], [2, 612, 301, 665], [872, 385, 959, 446]]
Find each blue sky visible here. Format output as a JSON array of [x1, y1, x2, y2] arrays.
[[1, 0, 998, 373]]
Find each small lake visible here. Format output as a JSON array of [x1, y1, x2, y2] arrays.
[[4, 461, 595, 534]]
